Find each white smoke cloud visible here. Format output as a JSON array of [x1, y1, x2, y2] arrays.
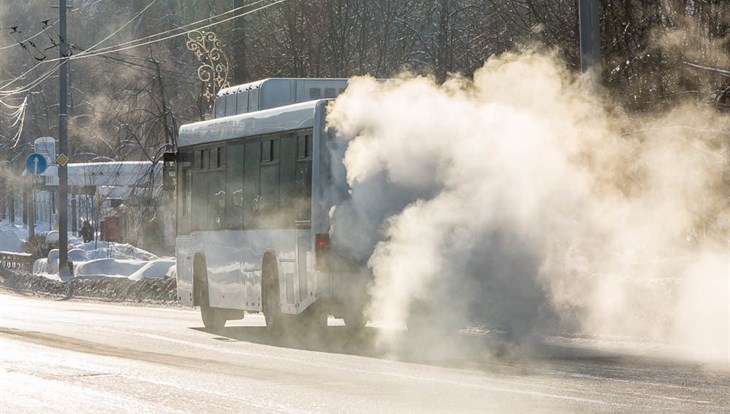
[[327, 49, 729, 367]]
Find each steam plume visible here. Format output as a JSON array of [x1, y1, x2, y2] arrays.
[[327, 49, 729, 367]]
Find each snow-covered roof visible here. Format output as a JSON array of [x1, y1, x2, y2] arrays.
[[214, 78, 347, 117], [179, 99, 323, 147], [44, 161, 159, 187]]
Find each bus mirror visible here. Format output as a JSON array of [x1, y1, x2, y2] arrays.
[[163, 152, 176, 191]]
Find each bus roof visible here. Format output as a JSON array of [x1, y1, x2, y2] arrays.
[[179, 99, 323, 148], [213, 78, 347, 118]]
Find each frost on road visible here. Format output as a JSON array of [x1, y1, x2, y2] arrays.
[[1, 293, 728, 414]]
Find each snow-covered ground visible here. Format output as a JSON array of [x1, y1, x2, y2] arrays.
[[1, 218, 175, 281]]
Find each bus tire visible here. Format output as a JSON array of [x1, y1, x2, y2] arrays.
[[263, 257, 284, 334], [406, 299, 455, 338], [343, 310, 367, 333], [195, 257, 225, 331], [298, 304, 327, 335]]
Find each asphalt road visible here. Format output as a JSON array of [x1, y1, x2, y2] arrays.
[[1, 293, 728, 413]]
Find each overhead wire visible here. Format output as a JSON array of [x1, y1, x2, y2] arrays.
[[6, 95, 27, 148], [0, 62, 62, 97], [71, 46, 200, 82], [69, 0, 284, 62], [71, 0, 272, 60], [0, 19, 59, 51], [0, 96, 25, 110], [0, 0, 284, 154], [11, 29, 48, 61], [0, 0, 161, 97], [0, 0, 285, 96], [0, 0, 162, 92], [80, 0, 160, 58]]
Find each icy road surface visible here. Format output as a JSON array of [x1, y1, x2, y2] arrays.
[[1, 293, 728, 413]]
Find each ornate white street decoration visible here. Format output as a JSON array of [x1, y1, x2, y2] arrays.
[[186, 30, 231, 101]]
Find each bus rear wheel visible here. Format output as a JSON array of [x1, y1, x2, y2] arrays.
[[298, 304, 327, 334], [343, 311, 367, 333], [263, 259, 284, 334], [196, 259, 225, 331], [201, 304, 225, 331]]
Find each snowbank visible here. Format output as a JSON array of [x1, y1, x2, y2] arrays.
[[5, 219, 174, 283], [45, 230, 59, 244], [128, 259, 176, 281], [75, 258, 148, 278], [0, 267, 177, 303], [0, 229, 21, 252]]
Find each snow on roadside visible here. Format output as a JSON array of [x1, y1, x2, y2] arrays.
[[3, 218, 174, 281], [75, 258, 148, 278], [128, 259, 175, 281], [0, 219, 52, 249], [0, 229, 22, 252]]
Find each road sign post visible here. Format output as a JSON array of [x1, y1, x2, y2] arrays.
[[58, 0, 70, 277]]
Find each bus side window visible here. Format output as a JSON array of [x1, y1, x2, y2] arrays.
[[226, 143, 244, 229], [279, 135, 298, 227], [208, 146, 226, 229], [191, 150, 208, 230], [295, 164, 311, 221], [208, 169, 225, 229], [259, 138, 280, 228], [185, 169, 192, 221], [243, 141, 261, 229], [295, 134, 312, 222]]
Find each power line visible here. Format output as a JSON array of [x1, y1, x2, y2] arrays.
[[81, 0, 160, 57], [11, 28, 51, 61], [0, 0, 157, 95], [0, 62, 62, 97], [0, 19, 59, 51], [0, 0, 286, 96], [2, 95, 28, 148], [70, 0, 281, 61], [70, 46, 201, 81], [0, 0, 161, 91]]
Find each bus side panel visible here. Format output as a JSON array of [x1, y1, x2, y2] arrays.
[[175, 236, 193, 305], [311, 101, 331, 300], [195, 229, 300, 313]]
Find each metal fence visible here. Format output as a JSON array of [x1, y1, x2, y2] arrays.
[[0, 251, 33, 272]]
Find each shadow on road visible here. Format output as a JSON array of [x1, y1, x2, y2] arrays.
[[187, 319, 699, 381], [188, 322, 609, 372], [192, 324, 386, 358]]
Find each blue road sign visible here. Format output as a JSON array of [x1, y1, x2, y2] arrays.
[[26, 153, 48, 175]]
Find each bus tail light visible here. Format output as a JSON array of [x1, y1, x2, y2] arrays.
[[315, 233, 330, 271]]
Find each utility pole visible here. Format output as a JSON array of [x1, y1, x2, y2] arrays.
[[27, 139, 35, 239], [232, 0, 247, 84], [578, 0, 602, 76], [58, 0, 70, 276], [151, 58, 174, 150]]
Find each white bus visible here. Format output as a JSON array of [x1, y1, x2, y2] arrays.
[[172, 78, 370, 332]]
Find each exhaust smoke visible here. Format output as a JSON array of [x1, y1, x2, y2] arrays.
[[326, 49, 729, 367]]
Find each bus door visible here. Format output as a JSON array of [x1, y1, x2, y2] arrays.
[[176, 157, 194, 305], [280, 133, 315, 308]]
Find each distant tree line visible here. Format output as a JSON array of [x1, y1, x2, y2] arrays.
[[0, 0, 727, 172]]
